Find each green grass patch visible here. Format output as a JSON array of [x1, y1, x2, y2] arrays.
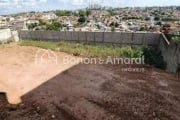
[[0, 40, 13, 45], [20, 40, 143, 58]]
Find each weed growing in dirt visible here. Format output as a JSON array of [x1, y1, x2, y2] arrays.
[[20, 40, 143, 58]]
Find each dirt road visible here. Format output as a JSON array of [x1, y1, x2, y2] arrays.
[[0, 44, 180, 120]]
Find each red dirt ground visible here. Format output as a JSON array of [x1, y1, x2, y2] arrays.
[[0, 44, 180, 120]]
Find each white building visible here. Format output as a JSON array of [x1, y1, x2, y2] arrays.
[[0, 16, 8, 27], [26, 20, 39, 25], [66, 21, 74, 31], [42, 13, 58, 21], [0, 28, 12, 41]]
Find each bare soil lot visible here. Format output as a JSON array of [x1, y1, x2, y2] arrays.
[[0, 44, 180, 120]]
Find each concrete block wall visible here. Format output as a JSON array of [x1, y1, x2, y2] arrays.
[[78, 32, 86, 42], [18, 30, 161, 46], [159, 36, 180, 72], [71, 32, 79, 41], [121, 33, 133, 44], [104, 32, 121, 43], [144, 33, 161, 45], [133, 33, 144, 45], [95, 32, 103, 42], [87, 32, 94, 42]]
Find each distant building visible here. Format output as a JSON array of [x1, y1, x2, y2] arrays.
[[66, 23, 74, 31], [9, 20, 27, 30], [26, 20, 39, 25], [42, 13, 57, 21], [0, 16, 8, 27]]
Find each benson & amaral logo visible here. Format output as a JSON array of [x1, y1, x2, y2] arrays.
[[35, 49, 58, 65]]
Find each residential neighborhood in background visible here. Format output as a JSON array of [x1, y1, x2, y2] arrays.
[[0, 5, 180, 34]]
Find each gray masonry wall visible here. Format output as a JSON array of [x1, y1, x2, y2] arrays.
[[159, 37, 180, 73], [18, 30, 161, 46]]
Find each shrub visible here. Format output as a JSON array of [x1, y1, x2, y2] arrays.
[[172, 36, 180, 42], [78, 16, 86, 23], [143, 47, 167, 70], [46, 22, 62, 31], [177, 64, 180, 73], [154, 16, 160, 21]]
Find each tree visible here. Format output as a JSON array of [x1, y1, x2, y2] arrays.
[[156, 21, 162, 26], [111, 26, 115, 32], [162, 17, 179, 22], [77, 10, 87, 24], [115, 22, 119, 28], [79, 10, 86, 17], [86, 9, 91, 17], [28, 23, 38, 30], [110, 22, 118, 28], [55, 10, 71, 16], [162, 24, 171, 34], [46, 22, 62, 31], [108, 10, 115, 16], [139, 27, 145, 31], [39, 20, 46, 26], [145, 17, 150, 21], [78, 16, 86, 23], [154, 16, 160, 21], [110, 22, 115, 27]]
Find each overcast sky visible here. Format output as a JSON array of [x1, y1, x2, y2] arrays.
[[0, 0, 180, 15]]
